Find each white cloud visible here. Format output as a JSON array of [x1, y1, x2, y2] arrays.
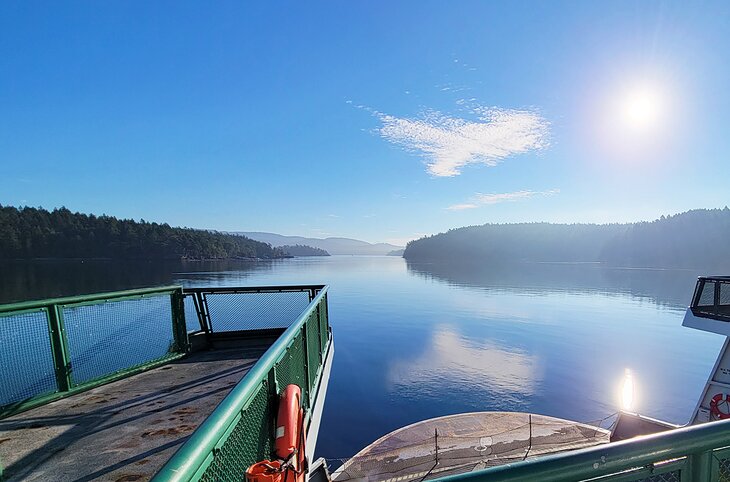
[[377, 106, 549, 177], [446, 203, 479, 211], [447, 189, 559, 211]]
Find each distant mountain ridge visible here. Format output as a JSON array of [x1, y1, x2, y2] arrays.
[[237, 232, 403, 256]]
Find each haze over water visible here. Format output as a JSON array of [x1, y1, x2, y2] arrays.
[[2, 256, 720, 459]]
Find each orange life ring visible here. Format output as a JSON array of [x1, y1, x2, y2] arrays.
[[276, 384, 302, 463], [710, 393, 730, 419], [247, 384, 306, 482]]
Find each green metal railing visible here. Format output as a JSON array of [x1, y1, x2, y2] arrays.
[[153, 285, 332, 482], [0, 286, 188, 418], [432, 417, 730, 482]]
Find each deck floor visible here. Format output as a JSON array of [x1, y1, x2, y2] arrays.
[[0, 342, 270, 482], [332, 412, 612, 482]]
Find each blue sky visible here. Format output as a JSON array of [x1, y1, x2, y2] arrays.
[[2, 1, 729, 245]]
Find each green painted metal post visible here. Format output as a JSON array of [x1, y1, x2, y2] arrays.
[[170, 290, 189, 353], [315, 304, 323, 360], [301, 321, 311, 410], [47, 304, 72, 392], [687, 451, 712, 482]]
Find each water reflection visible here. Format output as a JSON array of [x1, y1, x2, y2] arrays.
[[0, 259, 276, 303], [406, 260, 702, 309], [388, 327, 542, 396]]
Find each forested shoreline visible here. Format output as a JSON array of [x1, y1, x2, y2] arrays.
[[0, 205, 284, 260], [280, 245, 330, 256], [404, 208, 730, 270]]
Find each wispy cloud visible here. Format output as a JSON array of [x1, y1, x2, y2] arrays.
[[446, 203, 479, 211], [377, 106, 549, 177], [446, 189, 559, 211]]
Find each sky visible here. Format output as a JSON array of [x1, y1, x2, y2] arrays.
[[1, 1, 730, 246]]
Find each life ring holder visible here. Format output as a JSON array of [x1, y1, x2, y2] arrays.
[[709, 393, 730, 419]]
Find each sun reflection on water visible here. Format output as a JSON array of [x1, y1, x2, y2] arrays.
[[621, 368, 635, 411]]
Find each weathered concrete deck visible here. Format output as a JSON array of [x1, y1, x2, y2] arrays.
[[0, 341, 271, 481]]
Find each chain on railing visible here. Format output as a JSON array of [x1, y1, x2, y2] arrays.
[[0, 286, 188, 419]]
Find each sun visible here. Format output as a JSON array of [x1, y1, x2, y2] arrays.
[[618, 84, 664, 132]]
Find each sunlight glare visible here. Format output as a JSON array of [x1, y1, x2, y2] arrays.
[[621, 368, 635, 411], [619, 84, 663, 132]]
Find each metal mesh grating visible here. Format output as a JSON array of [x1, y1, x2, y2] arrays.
[[0, 309, 58, 406], [183, 295, 202, 333], [205, 291, 310, 332], [719, 458, 730, 482], [199, 384, 273, 482], [721, 283, 730, 306], [63, 295, 176, 386], [275, 335, 310, 409], [699, 281, 716, 306], [638, 470, 681, 482], [306, 312, 322, 395]]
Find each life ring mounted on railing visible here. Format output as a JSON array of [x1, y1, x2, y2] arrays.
[[709, 393, 730, 420], [246, 384, 307, 482]]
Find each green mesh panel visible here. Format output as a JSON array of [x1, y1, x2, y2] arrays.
[[205, 291, 310, 332], [63, 295, 176, 386], [720, 458, 730, 482], [199, 384, 273, 482], [306, 312, 321, 396], [638, 471, 681, 482], [275, 335, 309, 409], [0, 309, 58, 406]]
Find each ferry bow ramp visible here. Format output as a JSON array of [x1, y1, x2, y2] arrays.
[[331, 412, 610, 482]]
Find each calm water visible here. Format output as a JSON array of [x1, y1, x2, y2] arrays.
[[0, 257, 722, 460]]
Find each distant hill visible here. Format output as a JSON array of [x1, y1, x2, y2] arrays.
[[387, 249, 405, 256], [238, 232, 403, 256], [281, 244, 330, 257], [0, 205, 283, 260], [404, 208, 730, 270]]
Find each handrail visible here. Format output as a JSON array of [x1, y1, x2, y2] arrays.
[[0, 285, 182, 313], [0, 285, 188, 419], [434, 417, 730, 482], [183, 284, 325, 294], [153, 285, 330, 482]]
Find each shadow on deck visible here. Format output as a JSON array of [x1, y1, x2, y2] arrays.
[[0, 340, 272, 482]]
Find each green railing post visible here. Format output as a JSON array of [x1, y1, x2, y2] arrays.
[[170, 289, 189, 353], [687, 451, 712, 482], [301, 321, 311, 410], [315, 304, 323, 359], [47, 304, 72, 392]]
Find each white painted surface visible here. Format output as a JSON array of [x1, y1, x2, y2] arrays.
[[306, 337, 334, 465]]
